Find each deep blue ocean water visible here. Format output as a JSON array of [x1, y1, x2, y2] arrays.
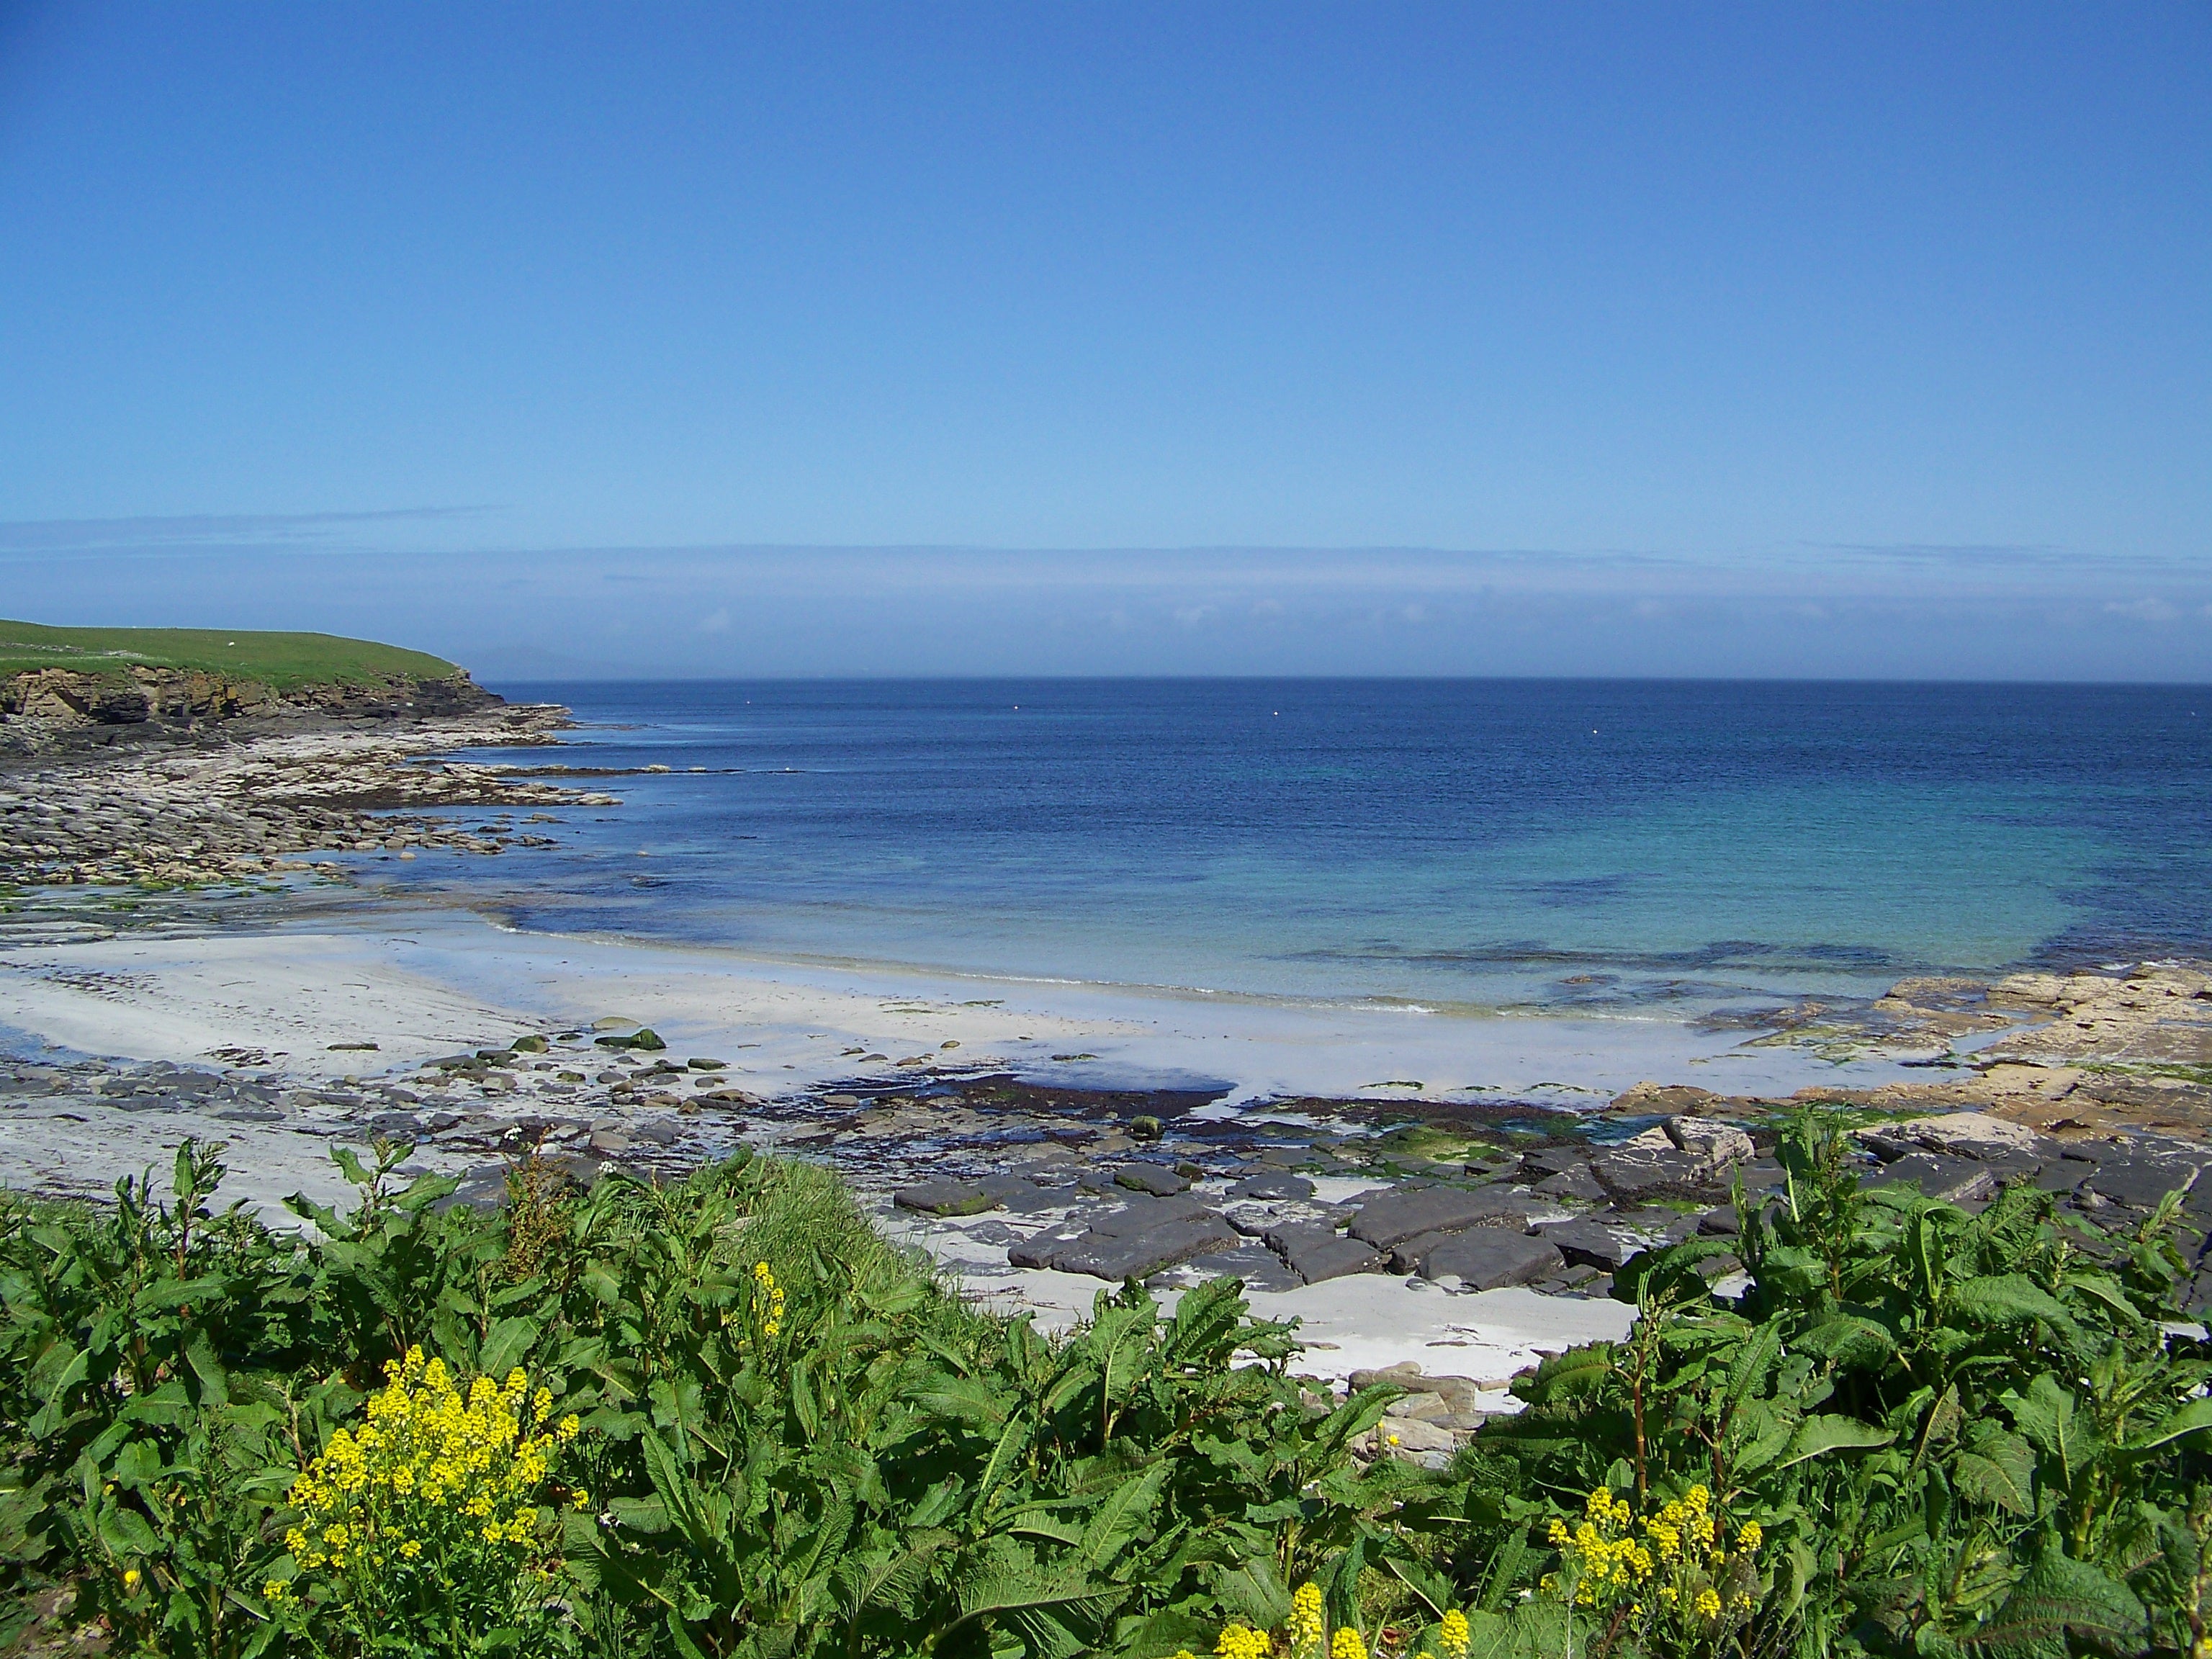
[[380, 680, 2212, 1019]]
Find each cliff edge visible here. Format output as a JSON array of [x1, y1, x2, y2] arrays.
[[0, 620, 503, 730]]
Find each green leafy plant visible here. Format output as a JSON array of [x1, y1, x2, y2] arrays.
[[1449, 1115, 2212, 1658]]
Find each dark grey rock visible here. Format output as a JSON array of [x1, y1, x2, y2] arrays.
[[1228, 1172, 1318, 1201], [1180, 1243, 1303, 1292], [431, 1165, 511, 1213], [1264, 1225, 1386, 1285], [1534, 1218, 1632, 1269], [1419, 1231, 1565, 1290], [894, 1179, 1001, 1217], [1114, 1163, 1190, 1196], [1084, 1195, 1215, 1235], [977, 1174, 1061, 1213], [1532, 1164, 1608, 1202], [1867, 1153, 1996, 1205], [1593, 1146, 1730, 1202], [1517, 1146, 1589, 1181], [2080, 1159, 2206, 1212], [1695, 1205, 1740, 1237], [1348, 1184, 1544, 1250], [1387, 1229, 1479, 1274], [1030, 1213, 1241, 1280]]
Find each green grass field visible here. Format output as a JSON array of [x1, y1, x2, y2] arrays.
[[0, 619, 458, 689]]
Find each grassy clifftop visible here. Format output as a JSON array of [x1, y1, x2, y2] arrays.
[[0, 619, 460, 689]]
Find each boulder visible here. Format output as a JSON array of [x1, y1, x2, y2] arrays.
[[1418, 1231, 1565, 1289], [1665, 1116, 1756, 1164], [1372, 1416, 1456, 1459], [1348, 1360, 1426, 1392], [1592, 1146, 1730, 1202], [1609, 1081, 1723, 1115]]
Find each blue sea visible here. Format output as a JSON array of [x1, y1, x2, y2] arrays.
[[375, 680, 2212, 1021]]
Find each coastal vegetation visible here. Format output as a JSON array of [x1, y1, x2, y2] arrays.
[[0, 1120, 2206, 1659]]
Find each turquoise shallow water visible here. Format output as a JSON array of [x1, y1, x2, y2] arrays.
[[369, 679, 2212, 1020]]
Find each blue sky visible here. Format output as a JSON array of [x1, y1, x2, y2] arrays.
[[2, 4, 2208, 679]]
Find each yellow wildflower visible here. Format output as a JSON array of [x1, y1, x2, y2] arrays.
[[1439, 1609, 1470, 1659], [1737, 1521, 1762, 1552], [1695, 1588, 1723, 1621], [1217, 1622, 1269, 1659], [1330, 1629, 1367, 1659], [122, 1568, 140, 1591], [1287, 1582, 1325, 1657]]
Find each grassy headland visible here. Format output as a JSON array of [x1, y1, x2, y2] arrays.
[[0, 621, 459, 691]]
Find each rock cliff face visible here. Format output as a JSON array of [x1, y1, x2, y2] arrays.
[[0, 665, 501, 726]]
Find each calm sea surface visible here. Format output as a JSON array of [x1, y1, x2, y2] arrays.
[[381, 680, 2212, 1019]]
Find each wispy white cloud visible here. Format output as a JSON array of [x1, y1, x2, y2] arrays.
[[2105, 597, 2182, 623]]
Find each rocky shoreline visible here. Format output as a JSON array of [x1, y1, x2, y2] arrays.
[[0, 698, 616, 889], [4, 994, 2208, 1465]]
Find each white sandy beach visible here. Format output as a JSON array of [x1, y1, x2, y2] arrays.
[[0, 898, 1936, 1387]]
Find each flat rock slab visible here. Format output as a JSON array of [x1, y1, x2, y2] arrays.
[[894, 1179, 1002, 1217], [1228, 1172, 1317, 1200], [1532, 1164, 1606, 1202], [1182, 1243, 1304, 1293], [1419, 1231, 1565, 1290], [1113, 1162, 1190, 1196], [1029, 1213, 1241, 1280], [1534, 1218, 1633, 1269], [1263, 1224, 1385, 1284], [1083, 1194, 1215, 1236], [1867, 1153, 1996, 1206], [2078, 1159, 2208, 1211], [976, 1174, 1063, 1213], [1348, 1184, 1542, 1250]]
